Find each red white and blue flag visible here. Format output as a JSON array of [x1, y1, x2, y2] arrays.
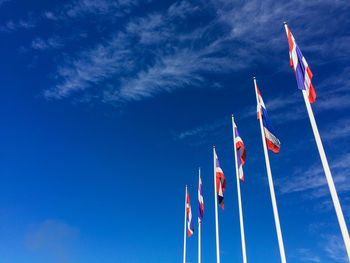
[[286, 24, 316, 103], [257, 88, 281, 154], [186, 188, 194, 237], [233, 120, 246, 182], [215, 149, 226, 209], [198, 175, 204, 224]]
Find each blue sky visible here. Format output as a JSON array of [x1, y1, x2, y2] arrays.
[[0, 0, 350, 262]]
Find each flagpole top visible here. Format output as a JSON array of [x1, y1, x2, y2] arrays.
[[213, 145, 215, 149], [253, 76, 256, 80], [283, 21, 287, 25], [232, 114, 234, 118]]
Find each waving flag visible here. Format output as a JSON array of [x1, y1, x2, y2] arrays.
[[233, 120, 246, 182], [198, 175, 204, 224], [186, 189, 194, 237], [257, 88, 281, 153], [214, 149, 226, 209], [285, 24, 316, 103]]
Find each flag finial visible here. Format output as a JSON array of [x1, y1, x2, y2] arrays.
[[283, 21, 287, 25], [253, 76, 256, 80], [232, 114, 234, 117], [213, 145, 215, 149]]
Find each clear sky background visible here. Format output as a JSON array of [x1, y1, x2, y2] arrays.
[[0, 0, 350, 262]]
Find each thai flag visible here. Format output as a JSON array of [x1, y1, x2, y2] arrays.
[[286, 24, 316, 103], [198, 175, 204, 224], [214, 149, 226, 209], [233, 120, 246, 182], [186, 188, 194, 237], [257, 88, 281, 154]]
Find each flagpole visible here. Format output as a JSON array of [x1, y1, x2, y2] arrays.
[[183, 185, 187, 263], [232, 115, 247, 263], [254, 77, 287, 263], [283, 22, 350, 261], [198, 168, 201, 263], [213, 146, 221, 263]]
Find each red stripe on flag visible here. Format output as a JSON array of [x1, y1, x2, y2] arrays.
[[266, 138, 280, 154]]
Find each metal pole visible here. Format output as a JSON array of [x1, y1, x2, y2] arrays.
[[213, 147, 221, 263], [198, 168, 201, 263], [283, 22, 350, 261], [183, 186, 187, 263], [232, 115, 247, 263], [254, 77, 287, 263]]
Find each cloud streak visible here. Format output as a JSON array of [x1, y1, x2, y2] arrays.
[[278, 152, 350, 197], [47, 0, 350, 105], [25, 220, 79, 263], [3, 0, 350, 106], [323, 234, 348, 262], [31, 37, 64, 50], [44, 0, 237, 102]]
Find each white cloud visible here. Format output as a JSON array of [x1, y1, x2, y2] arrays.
[[46, 0, 350, 105], [3, 0, 350, 106], [44, 32, 132, 99], [322, 118, 350, 141], [44, 1, 238, 101], [278, 153, 350, 196], [2, 0, 144, 33], [0, 18, 36, 32], [296, 248, 320, 263], [31, 37, 64, 50], [62, 0, 137, 19], [323, 234, 348, 262], [176, 117, 228, 140], [25, 220, 79, 262]]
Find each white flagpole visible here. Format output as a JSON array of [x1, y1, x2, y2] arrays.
[[198, 168, 201, 263], [213, 146, 221, 263], [232, 115, 247, 263], [283, 22, 350, 261], [254, 77, 287, 263], [183, 185, 187, 263]]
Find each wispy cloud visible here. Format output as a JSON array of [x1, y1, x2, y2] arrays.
[[1, 0, 144, 33], [322, 118, 350, 141], [322, 234, 348, 262], [175, 104, 255, 142], [295, 248, 320, 263], [214, 0, 350, 61], [3, 0, 350, 106], [44, 1, 237, 102], [43, 32, 132, 99], [25, 219, 79, 262], [0, 18, 36, 32], [45, 0, 142, 20], [176, 117, 228, 140], [31, 37, 64, 50], [278, 153, 350, 197], [48, 0, 350, 105]]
